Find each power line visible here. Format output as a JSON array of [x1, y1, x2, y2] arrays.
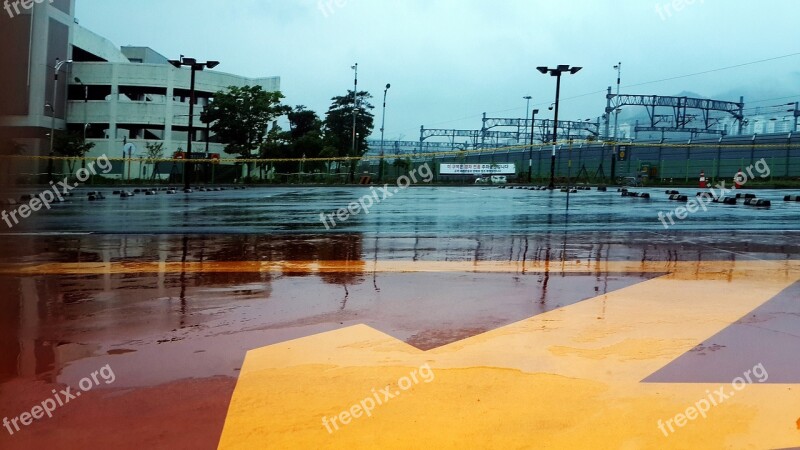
[[394, 52, 800, 138], [623, 52, 800, 89]]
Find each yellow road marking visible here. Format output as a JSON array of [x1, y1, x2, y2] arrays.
[[217, 262, 800, 449], [2, 259, 799, 276]]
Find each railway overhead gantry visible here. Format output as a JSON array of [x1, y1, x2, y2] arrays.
[[418, 127, 542, 152], [604, 88, 745, 139], [481, 115, 601, 144]]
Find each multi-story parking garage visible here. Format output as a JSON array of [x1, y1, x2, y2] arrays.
[[0, 0, 281, 181]]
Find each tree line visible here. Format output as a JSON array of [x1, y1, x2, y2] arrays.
[[41, 85, 376, 182], [204, 85, 375, 181]]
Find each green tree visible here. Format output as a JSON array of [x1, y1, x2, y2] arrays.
[[393, 157, 411, 172], [259, 122, 290, 178], [54, 130, 95, 172], [288, 106, 324, 173], [288, 106, 323, 142], [145, 142, 164, 180], [323, 90, 375, 182], [204, 85, 290, 178]]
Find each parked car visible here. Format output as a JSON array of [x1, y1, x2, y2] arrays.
[[620, 176, 642, 187], [475, 175, 508, 185]]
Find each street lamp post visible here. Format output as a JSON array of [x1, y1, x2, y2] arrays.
[[74, 77, 88, 138], [75, 77, 89, 169], [613, 62, 622, 141], [523, 96, 532, 182], [788, 102, 799, 133], [537, 65, 582, 189], [169, 56, 220, 190], [528, 107, 539, 183], [349, 63, 359, 183], [523, 95, 532, 140], [200, 103, 214, 184], [48, 58, 72, 181], [379, 83, 391, 183]]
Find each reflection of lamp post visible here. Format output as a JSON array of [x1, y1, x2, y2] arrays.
[[168, 56, 220, 190], [379, 83, 391, 183], [537, 65, 582, 189]]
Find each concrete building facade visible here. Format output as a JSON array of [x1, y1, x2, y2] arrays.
[[0, 0, 281, 181]]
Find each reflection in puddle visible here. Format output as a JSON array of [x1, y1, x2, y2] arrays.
[[0, 232, 795, 388]]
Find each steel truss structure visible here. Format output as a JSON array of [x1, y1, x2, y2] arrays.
[[482, 116, 600, 144], [605, 90, 744, 138]]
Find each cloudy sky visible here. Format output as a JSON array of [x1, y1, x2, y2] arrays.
[[76, 0, 800, 141]]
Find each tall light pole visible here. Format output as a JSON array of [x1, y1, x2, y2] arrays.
[[613, 62, 622, 141], [48, 58, 72, 181], [537, 65, 582, 189], [523, 95, 532, 142], [522, 95, 532, 131], [169, 56, 220, 190], [528, 107, 539, 183], [788, 102, 799, 133], [74, 77, 88, 139], [349, 63, 358, 183], [379, 83, 391, 183], [523, 96, 532, 182], [74, 77, 89, 169]]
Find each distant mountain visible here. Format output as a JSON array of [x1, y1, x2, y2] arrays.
[[610, 74, 800, 140]]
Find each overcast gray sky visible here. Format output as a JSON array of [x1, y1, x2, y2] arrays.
[[76, 0, 800, 141]]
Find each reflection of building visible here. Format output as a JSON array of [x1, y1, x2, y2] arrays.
[[0, 0, 281, 180]]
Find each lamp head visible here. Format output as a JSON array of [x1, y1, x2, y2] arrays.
[[386, 83, 391, 90], [536, 66, 548, 74], [169, 60, 182, 68], [570, 66, 583, 74], [206, 61, 220, 69]]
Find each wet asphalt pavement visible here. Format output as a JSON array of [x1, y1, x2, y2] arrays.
[[3, 185, 799, 234], [1, 186, 799, 449]]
